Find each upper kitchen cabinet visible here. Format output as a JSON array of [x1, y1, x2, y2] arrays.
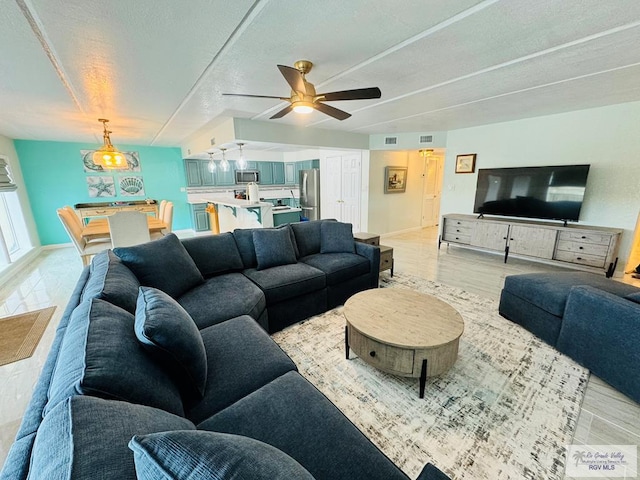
[[284, 162, 296, 184], [257, 162, 274, 185], [216, 160, 237, 186], [185, 159, 216, 187], [272, 162, 285, 185]]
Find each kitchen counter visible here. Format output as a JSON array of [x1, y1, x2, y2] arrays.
[[272, 207, 301, 214], [187, 197, 271, 208]]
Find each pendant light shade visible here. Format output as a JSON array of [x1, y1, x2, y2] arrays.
[[207, 152, 216, 173], [219, 148, 230, 172], [237, 143, 247, 170], [92, 119, 126, 169]]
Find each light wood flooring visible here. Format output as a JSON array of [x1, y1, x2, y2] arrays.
[[0, 228, 638, 478]]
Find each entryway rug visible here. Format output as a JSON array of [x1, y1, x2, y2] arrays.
[[0, 306, 56, 367], [272, 274, 588, 480]]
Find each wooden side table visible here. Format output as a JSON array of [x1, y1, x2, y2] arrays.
[[354, 232, 394, 277], [353, 232, 380, 246]]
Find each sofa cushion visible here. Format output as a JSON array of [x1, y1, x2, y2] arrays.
[[129, 431, 315, 480], [320, 221, 355, 254], [181, 233, 244, 277], [199, 371, 409, 480], [114, 233, 204, 298], [625, 291, 640, 304], [502, 272, 640, 317], [301, 252, 369, 286], [46, 298, 184, 416], [135, 286, 208, 397], [243, 263, 326, 304], [253, 228, 297, 270], [30, 396, 195, 480], [178, 272, 266, 330], [186, 315, 297, 424], [291, 220, 323, 257], [233, 228, 257, 269], [81, 250, 140, 313]]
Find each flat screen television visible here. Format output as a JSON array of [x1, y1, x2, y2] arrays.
[[473, 164, 590, 222]]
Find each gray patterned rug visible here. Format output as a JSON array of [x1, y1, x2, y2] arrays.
[[272, 274, 589, 480]]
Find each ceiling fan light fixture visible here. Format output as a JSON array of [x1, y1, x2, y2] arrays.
[[92, 119, 126, 169], [292, 102, 314, 114]]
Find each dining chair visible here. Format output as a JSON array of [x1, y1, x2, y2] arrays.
[[151, 201, 173, 240], [158, 199, 167, 219], [57, 208, 111, 266], [63, 205, 110, 241], [108, 211, 151, 248]]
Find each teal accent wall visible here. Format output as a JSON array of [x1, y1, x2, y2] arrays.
[[14, 140, 188, 245]]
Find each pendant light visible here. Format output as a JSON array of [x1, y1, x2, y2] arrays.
[[236, 143, 247, 170], [207, 152, 216, 173], [219, 147, 230, 172], [92, 119, 126, 169]]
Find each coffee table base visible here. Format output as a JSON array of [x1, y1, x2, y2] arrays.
[[345, 326, 433, 399]]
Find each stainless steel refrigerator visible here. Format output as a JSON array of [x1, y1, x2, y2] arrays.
[[299, 168, 320, 221]]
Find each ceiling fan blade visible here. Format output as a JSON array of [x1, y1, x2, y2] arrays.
[[222, 93, 287, 100], [315, 102, 351, 121], [320, 87, 382, 101], [270, 105, 294, 119], [277, 65, 307, 94]]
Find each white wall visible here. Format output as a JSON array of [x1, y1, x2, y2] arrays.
[[440, 101, 640, 266], [0, 134, 39, 247]]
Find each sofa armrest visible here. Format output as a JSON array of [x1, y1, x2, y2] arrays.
[[355, 242, 380, 288], [557, 285, 640, 403], [416, 463, 451, 480]]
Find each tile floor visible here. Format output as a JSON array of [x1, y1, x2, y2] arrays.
[[0, 228, 638, 478]]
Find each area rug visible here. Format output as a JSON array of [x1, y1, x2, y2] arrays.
[[0, 306, 56, 366], [272, 274, 589, 480]]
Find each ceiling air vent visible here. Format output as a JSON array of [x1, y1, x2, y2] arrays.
[[384, 136, 398, 145], [419, 135, 433, 143]]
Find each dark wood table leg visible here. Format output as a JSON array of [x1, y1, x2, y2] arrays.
[[419, 359, 427, 398], [345, 325, 349, 360]]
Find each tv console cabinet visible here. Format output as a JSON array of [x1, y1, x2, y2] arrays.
[[439, 214, 622, 277]]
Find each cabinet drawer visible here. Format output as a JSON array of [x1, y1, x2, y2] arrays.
[[79, 208, 113, 217], [127, 205, 156, 214], [349, 328, 414, 375], [556, 240, 608, 257], [444, 224, 472, 236], [558, 231, 612, 246], [446, 218, 475, 230], [442, 232, 471, 244], [553, 250, 606, 268]]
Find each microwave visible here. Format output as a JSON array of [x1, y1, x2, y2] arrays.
[[235, 170, 260, 184]]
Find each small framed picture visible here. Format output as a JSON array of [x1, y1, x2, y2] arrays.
[[455, 154, 476, 174], [384, 166, 407, 193]]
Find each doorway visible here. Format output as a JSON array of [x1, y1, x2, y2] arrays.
[[420, 151, 444, 228], [323, 153, 363, 232]]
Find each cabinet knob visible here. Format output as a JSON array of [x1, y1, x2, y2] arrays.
[[581, 236, 586, 239], [456, 229, 460, 232], [510, 238, 514, 241], [369, 351, 376, 357], [577, 257, 583, 260], [579, 246, 584, 250], [455, 237, 459, 240], [503, 237, 507, 240]]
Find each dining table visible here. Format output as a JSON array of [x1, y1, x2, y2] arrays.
[[81, 217, 167, 241]]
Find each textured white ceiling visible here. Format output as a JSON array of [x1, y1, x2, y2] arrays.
[[1, 0, 639, 149]]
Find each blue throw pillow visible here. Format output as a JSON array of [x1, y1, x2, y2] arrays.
[[252, 228, 297, 271], [81, 250, 141, 313], [182, 233, 244, 277], [135, 287, 208, 398], [114, 233, 204, 298], [129, 431, 315, 480], [320, 222, 355, 253]]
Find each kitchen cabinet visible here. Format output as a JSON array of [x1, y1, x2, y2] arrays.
[[216, 160, 236, 186], [191, 203, 211, 232], [184, 159, 216, 187], [257, 162, 274, 185], [284, 162, 296, 184], [272, 162, 285, 185]]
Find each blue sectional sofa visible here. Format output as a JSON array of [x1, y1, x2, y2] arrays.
[[1, 220, 450, 480], [499, 271, 640, 404]]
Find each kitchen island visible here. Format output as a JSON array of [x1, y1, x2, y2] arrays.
[[188, 197, 274, 232]]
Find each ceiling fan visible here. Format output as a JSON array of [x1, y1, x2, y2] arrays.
[[223, 60, 381, 121]]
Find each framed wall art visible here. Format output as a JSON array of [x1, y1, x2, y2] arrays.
[[455, 154, 476, 174], [384, 166, 407, 193]]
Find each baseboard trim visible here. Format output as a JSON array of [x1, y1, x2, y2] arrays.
[[0, 246, 43, 289], [380, 225, 429, 238]]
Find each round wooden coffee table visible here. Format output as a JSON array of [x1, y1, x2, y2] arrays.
[[344, 288, 464, 398]]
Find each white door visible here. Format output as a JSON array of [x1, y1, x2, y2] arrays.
[[421, 156, 443, 227], [340, 154, 362, 232], [322, 154, 362, 231]]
